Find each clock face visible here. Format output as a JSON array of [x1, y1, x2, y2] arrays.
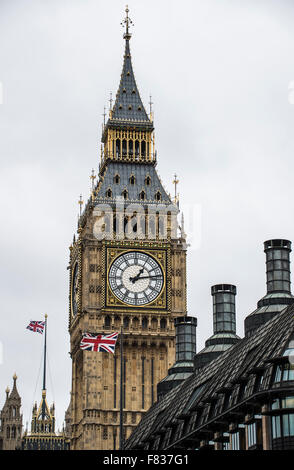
[[71, 263, 79, 316], [108, 251, 164, 306]]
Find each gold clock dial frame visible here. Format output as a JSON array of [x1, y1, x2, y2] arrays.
[[106, 247, 167, 310]]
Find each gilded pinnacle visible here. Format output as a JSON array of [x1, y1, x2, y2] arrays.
[[121, 5, 133, 40]]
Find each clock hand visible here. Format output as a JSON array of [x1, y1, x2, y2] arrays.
[[134, 275, 163, 280], [129, 268, 144, 284]]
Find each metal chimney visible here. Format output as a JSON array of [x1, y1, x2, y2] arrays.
[[212, 284, 237, 334], [157, 316, 197, 400], [194, 284, 240, 370], [175, 316, 197, 362], [264, 239, 291, 294], [245, 239, 294, 337]]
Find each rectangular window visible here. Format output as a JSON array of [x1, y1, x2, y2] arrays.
[[231, 432, 240, 450], [272, 415, 281, 439], [247, 423, 257, 448]]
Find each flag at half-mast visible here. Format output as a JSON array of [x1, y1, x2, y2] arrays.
[[80, 332, 118, 354], [26, 321, 45, 334]]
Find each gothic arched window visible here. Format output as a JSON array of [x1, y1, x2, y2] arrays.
[[135, 140, 140, 158], [139, 191, 146, 201], [155, 191, 161, 201], [114, 174, 120, 184], [123, 316, 130, 329], [160, 318, 167, 330], [141, 140, 146, 158], [104, 315, 111, 329], [129, 175, 135, 185], [114, 316, 121, 328], [145, 175, 151, 186], [133, 317, 139, 329], [122, 189, 128, 200], [106, 188, 112, 198], [122, 139, 127, 156], [116, 139, 121, 157]]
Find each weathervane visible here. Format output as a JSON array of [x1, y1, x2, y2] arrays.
[[121, 5, 133, 40]]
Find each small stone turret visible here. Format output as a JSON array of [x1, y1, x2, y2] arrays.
[[0, 374, 23, 450]]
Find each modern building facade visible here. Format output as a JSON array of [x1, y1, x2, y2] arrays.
[[125, 240, 294, 451]]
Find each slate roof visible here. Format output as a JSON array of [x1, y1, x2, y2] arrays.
[[95, 161, 173, 206], [245, 289, 294, 337], [124, 303, 294, 449], [103, 38, 152, 132]]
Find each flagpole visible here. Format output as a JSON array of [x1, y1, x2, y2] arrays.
[[119, 326, 124, 450], [42, 314, 47, 419], [43, 315, 47, 390]]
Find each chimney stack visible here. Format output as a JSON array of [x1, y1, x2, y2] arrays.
[[157, 316, 197, 400], [175, 316, 197, 362], [264, 239, 291, 294], [245, 239, 294, 337], [194, 284, 240, 371], [212, 284, 237, 335]]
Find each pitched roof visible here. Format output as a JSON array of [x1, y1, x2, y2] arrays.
[[95, 161, 172, 206], [124, 303, 294, 449], [8, 374, 21, 401], [110, 38, 150, 124]]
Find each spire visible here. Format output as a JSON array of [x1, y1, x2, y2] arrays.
[[110, 7, 150, 124], [10, 373, 20, 399]]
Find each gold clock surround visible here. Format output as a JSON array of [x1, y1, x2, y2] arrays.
[[106, 246, 168, 310]]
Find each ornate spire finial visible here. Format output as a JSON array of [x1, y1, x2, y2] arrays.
[[173, 173, 179, 203], [13, 373, 17, 381], [90, 169, 96, 190], [102, 106, 106, 126], [149, 95, 153, 114], [121, 5, 133, 40], [78, 194, 84, 216]]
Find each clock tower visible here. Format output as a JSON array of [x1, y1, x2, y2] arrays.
[[69, 7, 187, 450]]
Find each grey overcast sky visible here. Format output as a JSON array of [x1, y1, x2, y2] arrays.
[[1, 0, 294, 431]]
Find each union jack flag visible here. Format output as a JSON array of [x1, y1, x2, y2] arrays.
[[80, 332, 118, 354], [26, 321, 45, 334]]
